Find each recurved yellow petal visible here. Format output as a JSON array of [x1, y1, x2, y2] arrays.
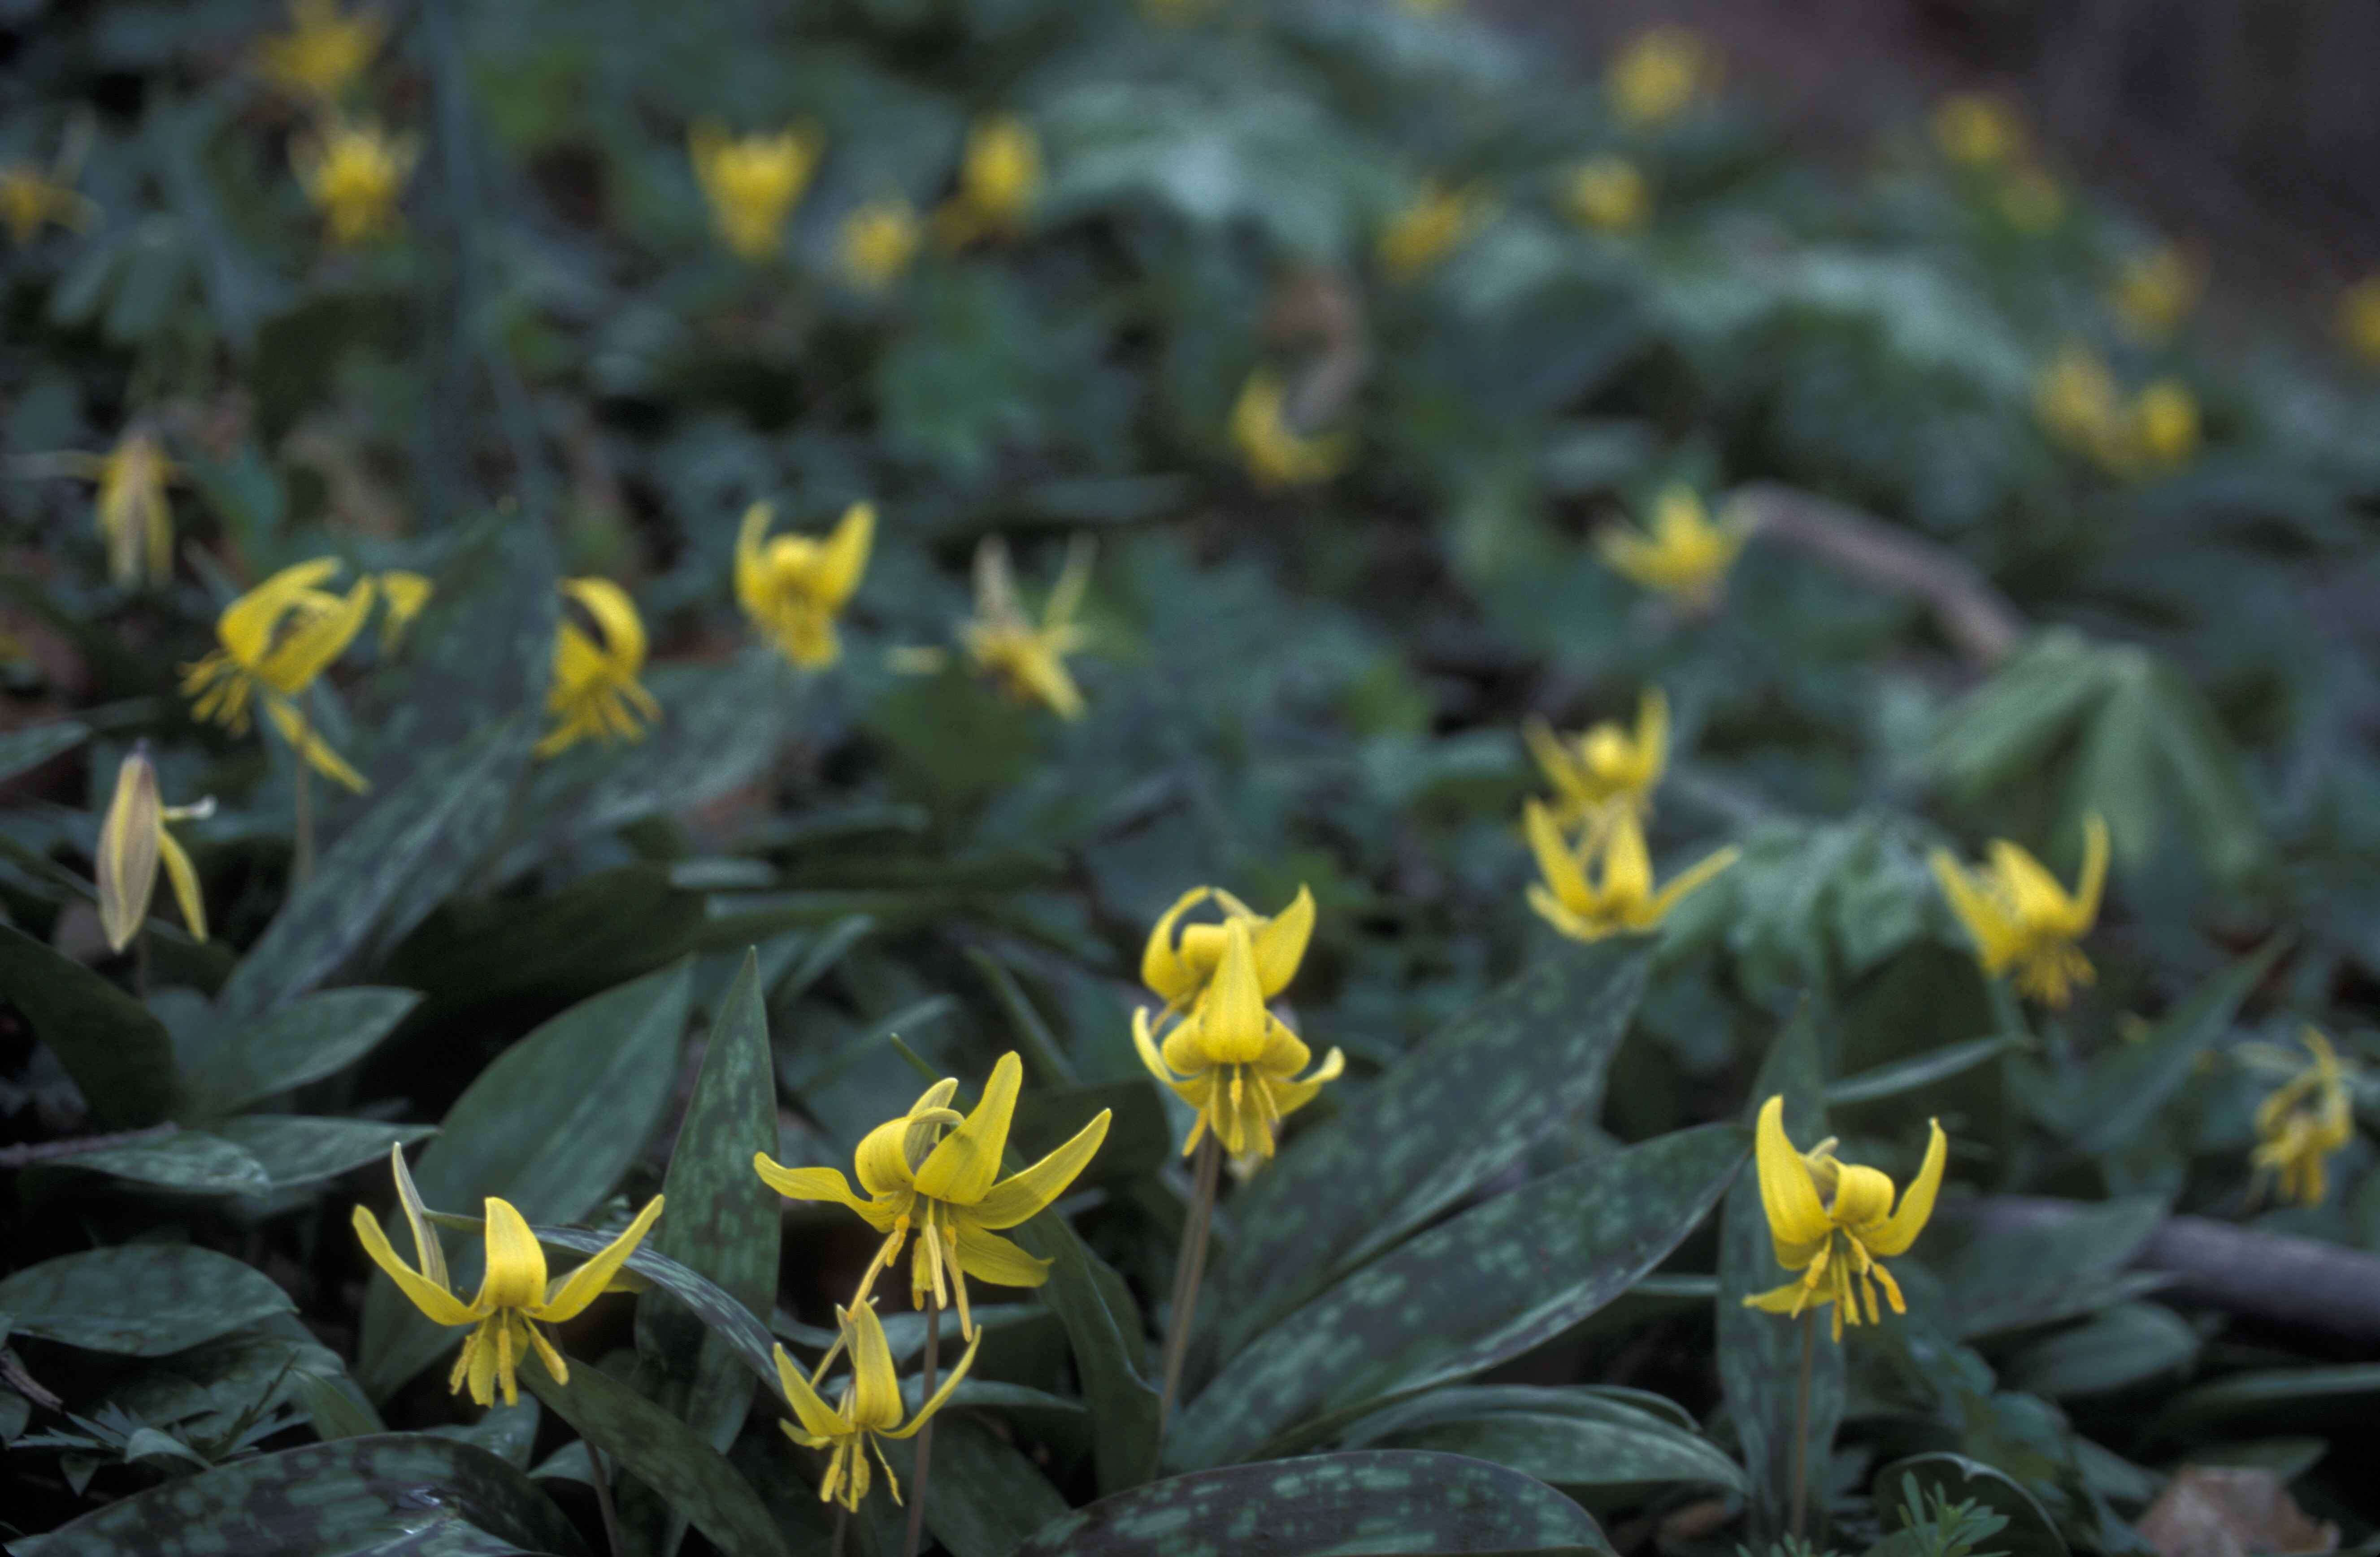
[[772, 1342, 852, 1440], [350, 1204, 476, 1325], [96, 752, 162, 953], [971, 1107, 1112, 1229], [881, 1324, 983, 1440], [1863, 1120, 1946, 1256], [156, 828, 208, 945], [914, 1053, 1022, 1204], [536, 1195, 663, 1321], [1753, 1095, 1832, 1256]]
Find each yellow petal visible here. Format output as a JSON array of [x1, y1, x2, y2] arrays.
[[534, 1194, 664, 1321], [96, 752, 161, 953], [217, 558, 343, 667], [1524, 799, 1590, 911], [350, 1203, 476, 1326], [473, 1199, 549, 1312], [1195, 919, 1276, 1065], [1641, 844, 1739, 926], [734, 502, 773, 620], [265, 697, 370, 793], [842, 1301, 904, 1430], [561, 577, 647, 674], [1636, 688, 1670, 789], [756, 1156, 896, 1226], [1526, 882, 1607, 943], [1131, 1005, 1183, 1088], [818, 502, 875, 608], [773, 1342, 853, 1440], [1251, 885, 1315, 998], [378, 570, 432, 649], [883, 1325, 983, 1439], [2071, 813, 2109, 929], [156, 826, 207, 944], [971, 1108, 1111, 1229], [1753, 1096, 1833, 1257], [914, 1053, 1022, 1205], [260, 577, 375, 694], [1929, 849, 2015, 973], [855, 1115, 921, 1199], [388, 1143, 450, 1291], [1862, 1119, 1946, 1256], [1043, 535, 1095, 629], [1140, 887, 1212, 1002], [1263, 1045, 1345, 1121], [948, 1221, 1052, 1288]]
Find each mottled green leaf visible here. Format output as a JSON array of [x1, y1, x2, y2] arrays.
[[291, 1370, 386, 1441], [534, 1226, 779, 1388], [213, 1116, 439, 1189], [0, 1245, 292, 1356], [1875, 1454, 2070, 1557], [1216, 942, 1651, 1356], [1939, 1195, 2168, 1338], [1343, 1386, 1747, 1501], [1174, 1122, 1742, 1470], [1827, 1035, 2019, 1106], [2004, 1303, 2199, 1399], [48, 1128, 271, 1196], [2153, 1364, 2380, 1440], [9, 1433, 586, 1557], [426, 1399, 541, 1468], [1013, 1449, 1612, 1556], [2066, 941, 2281, 1156], [879, 1409, 1073, 1557], [0, 719, 87, 783], [0, 923, 179, 1126], [1016, 1200, 1162, 1493], [181, 987, 422, 1115]]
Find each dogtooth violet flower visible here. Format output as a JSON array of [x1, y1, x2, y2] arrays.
[[0, 142, 96, 247], [958, 535, 1094, 720], [1566, 155, 1649, 234], [937, 115, 1040, 246], [1597, 486, 1747, 609], [1744, 1095, 1946, 1342], [1377, 182, 1484, 282], [45, 428, 178, 588], [295, 118, 415, 246], [1607, 27, 1711, 130], [735, 501, 873, 670], [539, 577, 660, 758], [1230, 370, 1350, 489], [755, 1053, 1109, 1339], [1524, 687, 1668, 832], [689, 122, 821, 260], [772, 1297, 980, 1512], [1135, 913, 1343, 1161], [256, 0, 384, 101], [377, 569, 432, 649], [2111, 246, 2201, 342], [1524, 800, 1736, 943], [182, 557, 377, 791], [96, 744, 212, 953], [2131, 379, 2200, 473], [2246, 1028, 2356, 1207], [839, 199, 921, 291], [1931, 93, 2023, 169], [1141, 883, 1315, 1025], [352, 1145, 663, 1407], [1930, 815, 2107, 1007]]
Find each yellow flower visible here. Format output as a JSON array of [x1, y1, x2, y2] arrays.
[[2247, 1029, 2355, 1207], [1140, 884, 1316, 1022], [256, 0, 384, 102], [1742, 1096, 1946, 1342], [839, 200, 921, 291], [95, 745, 211, 953], [1930, 815, 2108, 1007], [1597, 486, 1748, 609], [50, 429, 178, 589], [1565, 155, 1649, 234], [1931, 93, 2024, 169], [539, 577, 660, 759], [295, 119, 416, 246], [1523, 688, 1667, 831], [689, 122, 822, 261], [735, 501, 873, 670], [1523, 800, 1736, 943], [2340, 277, 2380, 367], [2131, 379, 2200, 473], [377, 570, 433, 650], [937, 116, 1040, 247], [182, 557, 377, 792], [0, 153, 96, 247], [1229, 371, 1350, 489], [2111, 247, 2201, 342], [755, 1053, 1110, 1339], [1377, 182, 1483, 282], [773, 1298, 979, 1512], [1998, 166, 2063, 233], [1607, 27, 1712, 130], [959, 535, 1094, 720], [1134, 914, 1342, 1161], [2034, 344, 2127, 464], [352, 1146, 662, 1408]]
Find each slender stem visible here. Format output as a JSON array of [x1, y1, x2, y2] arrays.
[[903, 1295, 940, 1557], [292, 763, 313, 888], [588, 1444, 624, 1557], [1789, 1310, 1815, 1541], [833, 1506, 848, 1557], [1159, 1133, 1223, 1434]]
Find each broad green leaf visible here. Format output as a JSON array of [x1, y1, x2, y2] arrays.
[[533, 1225, 779, 1388], [1216, 942, 1651, 1357], [1938, 1195, 2168, 1338], [1342, 1386, 1747, 1501], [1173, 1122, 1742, 1470], [1924, 631, 2117, 802], [0, 923, 179, 1126], [0, 719, 87, 784], [291, 1371, 386, 1441], [426, 1399, 542, 1468], [2004, 1303, 2199, 1399], [523, 1349, 794, 1557], [8, 1433, 586, 1557], [213, 1116, 439, 1189], [2153, 1364, 2380, 1440], [48, 1128, 271, 1196], [1015, 1200, 1162, 1493], [1012, 1449, 1612, 1556], [0, 1245, 292, 1356], [2065, 941, 2281, 1156], [181, 987, 423, 1115], [386, 862, 711, 1022], [359, 963, 691, 1397], [1719, 1006, 1842, 1543], [1874, 1454, 2070, 1557], [880, 1410, 1073, 1557], [1827, 1035, 2019, 1106]]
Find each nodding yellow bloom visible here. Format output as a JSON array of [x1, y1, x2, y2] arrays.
[[95, 745, 211, 953], [376, 570, 433, 650], [1135, 914, 1343, 1161], [2111, 247, 2201, 342], [1565, 155, 1649, 234], [839, 200, 921, 292], [53, 429, 178, 588], [1931, 92, 2024, 169], [352, 1147, 661, 1408], [1141, 884, 1316, 1022], [1607, 27, 1712, 130], [2034, 344, 2127, 465], [1524, 688, 1668, 831], [1523, 800, 1735, 943], [256, 0, 384, 102], [1998, 166, 2063, 233], [1230, 371, 1350, 490], [2131, 379, 2200, 473], [959, 535, 1094, 720], [735, 501, 874, 670], [2245, 1029, 2356, 1208], [1597, 486, 1748, 609], [773, 1298, 979, 1512], [1930, 815, 2108, 1007], [295, 118, 416, 246], [2340, 277, 2380, 368], [1377, 182, 1484, 282], [182, 558, 376, 792], [937, 116, 1040, 247], [755, 1053, 1110, 1340], [689, 122, 822, 261], [0, 151, 97, 247], [538, 577, 660, 759], [1743, 1096, 1946, 1342]]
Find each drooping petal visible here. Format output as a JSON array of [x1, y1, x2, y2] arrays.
[[1635, 688, 1670, 789], [949, 1221, 1052, 1289], [734, 503, 773, 620], [1641, 844, 1739, 926], [1525, 882, 1607, 943], [1263, 1046, 1345, 1122], [1523, 799, 1591, 912], [1192, 920, 1276, 1065], [970, 1108, 1111, 1229], [1252, 1018, 1313, 1081], [155, 826, 208, 943], [562, 577, 647, 676], [1987, 839, 2070, 927], [534, 1194, 664, 1320], [265, 698, 369, 793], [772, 1342, 853, 1440], [350, 1204, 475, 1325], [883, 1325, 984, 1439], [1599, 811, 1655, 916], [378, 571, 432, 649], [755, 1157, 898, 1227], [1753, 1096, 1833, 1261], [1828, 1163, 1895, 1227], [473, 1199, 549, 1312], [913, 1052, 1022, 1205], [1523, 717, 1587, 807], [1250, 885, 1315, 998], [817, 503, 875, 609], [1861, 1119, 1946, 1256], [1131, 1005, 1183, 1086], [1930, 850, 2016, 972], [217, 558, 342, 668], [95, 753, 161, 953], [841, 1301, 905, 1431], [259, 577, 375, 694], [1140, 887, 1212, 1002], [2070, 813, 2109, 930]]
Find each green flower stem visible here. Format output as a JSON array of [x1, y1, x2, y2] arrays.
[[903, 1293, 940, 1557], [1790, 1309, 1815, 1540], [1160, 1132, 1224, 1434], [589, 1444, 623, 1557]]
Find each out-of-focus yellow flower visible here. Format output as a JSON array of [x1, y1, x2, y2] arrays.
[[1998, 166, 2063, 233], [1141, 884, 1315, 1024], [736, 501, 873, 671], [1565, 155, 1649, 234], [0, 152, 97, 247], [1742, 1095, 1946, 1342], [256, 0, 384, 102], [1597, 486, 1747, 609], [1377, 182, 1484, 282], [689, 122, 822, 261], [937, 116, 1040, 247], [1524, 800, 1736, 943], [182, 558, 376, 791], [2338, 276, 2380, 367], [376, 570, 432, 650], [2132, 379, 2200, 472], [1230, 370, 1349, 489], [44, 429, 177, 588], [1134, 911, 1342, 1161], [295, 118, 416, 246], [1932, 92, 2024, 169], [839, 200, 921, 292], [1607, 27, 1712, 131], [2111, 246, 2201, 342], [95, 745, 211, 953], [2246, 1028, 2356, 1207], [538, 577, 659, 759], [1524, 688, 1667, 832], [772, 1300, 981, 1513], [1931, 816, 2107, 1007], [2035, 344, 2125, 460], [960, 535, 1094, 720]]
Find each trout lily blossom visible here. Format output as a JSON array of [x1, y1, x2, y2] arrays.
[[295, 118, 416, 246], [539, 577, 660, 758], [1566, 155, 1650, 234], [735, 501, 874, 670], [1141, 884, 1315, 1024], [937, 116, 1041, 246], [1377, 182, 1483, 282], [839, 199, 921, 291], [1524, 688, 1667, 831], [1230, 370, 1350, 489], [1607, 27, 1712, 130], [1598, 487, 1747, 609], [95, 745, 211, 953], [1134, 911, 1343, 1161], [257, 0, 384, 102], [689, 122, 822, 260], [42, 429, 178, 588], [959, 535, 1095, 720], [1524, 801, 1736, 942], [1745, 1096, 1946, 1341], [1930, 816, 2107, 1006], [773, 1298, 979, 1512], [2245, 1028, 2356, 1207], [182, 558, 377, 791]]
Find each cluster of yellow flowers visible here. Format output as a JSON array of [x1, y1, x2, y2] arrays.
[[2034, 344, 2201, 479], [256, 0, 415, 248]]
